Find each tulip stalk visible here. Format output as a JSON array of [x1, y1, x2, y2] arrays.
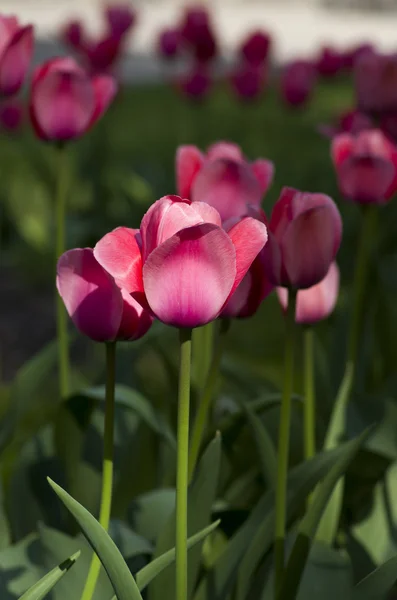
[[316, 204, 375, 546], [176, 327, 193, 600], [303, 327, 315, 461], [274, 289, 297, 595], [188, 319, 230, 482], [80, 342, 116, 600], [55, 144, 70, 399]]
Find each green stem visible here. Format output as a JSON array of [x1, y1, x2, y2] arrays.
[[176, 328, 192, 600], [316, 204, 375, 546], [274, 289, 297, 597], [80, 342, 116, 600], [192, 323, 214, 394], [304, 328, 315, 461], [188, 319, 229, 482], [55, 144, 70, 399]]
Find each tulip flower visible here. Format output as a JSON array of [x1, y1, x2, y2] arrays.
[[331, 129, 397, 204], [318, 109, 373, 139], [179, 66, 211, 101], [61, 20, 84, 51], [277, 262, 340, 325], [0, 98, 24, 132], [180, 5, 218, 63], [0, 16, 34, 97], [355, 50, 397, 114], [158, 28, 181, 60], [94, 195, 268, 328], [57, 247, 152, 342], [176, 142, 274, 221], [29, 57, 117, 142], [342, 42, 374, 70], [105, 4, 136, 38], [280, 60, 316, 108], [316, 46, 343, 77], [263, 187, 342, 289], [231, 64, 266, 102], [239, 30, 271, 67], [83, 34, 123, 75]]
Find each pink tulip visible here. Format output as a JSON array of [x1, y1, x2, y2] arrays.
[[355, 50, 397, 114], [94, 195, 268, 328], [105, 4, 136, 38], [380, 111, 397, 142], [318, 109, 373, 139], [262, 187, 342, 289], [342, 43, 374, 70], [180, 5, 218, 63], [61, 20, 84, 51], [280, 60, 316, 108], [0, 98, 24, 131], [316, 46, 343, 77], [176, 142, 274, 221], [331, 129, 397, 204], [29, 57, 117, 142], [277, 262, 339, 325], [83, 34, 123, 75], [158, 28, 181, 60], [179, 66, 211, 101], [231, 64, 266, 102], [0, 16, 34, 97], [240, 31, 271, 67], [57, 248, 153, 342]]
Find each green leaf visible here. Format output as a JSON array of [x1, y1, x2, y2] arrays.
[[296, 543, 353, 600], [18, 551, 81, 600], [83, 385, 176, 448], [353, 555, 397, 600], [278, 430, 369, 600], [47, 479, 143, 600], [150, 434, 222, 599]]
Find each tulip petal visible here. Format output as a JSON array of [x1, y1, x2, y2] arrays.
[[251, 159, 274, 195], [269, 186, 296, 240], [56, 248, 122, 342], [262, 230, 284, 286], [338, 155, 395, 204], [176, 145, 204, 198], [0, 25, 33, 96], [91, 74, 118, 125], [118, 288, 153, 341], [331, 133, 354, 166], [191, 158, 262, 221], [143, 223, 236, 327], [227, 216, 268, 294], [281, 206, 337, 289], [94, 227, 143, 294], [206, 141, 243, 162]]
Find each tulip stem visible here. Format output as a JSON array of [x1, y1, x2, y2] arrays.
[[274, 289, 297, 597], [80, 342, 116, 600], [304, 327, 316, 462], [316, 204, 375, 546], [188, 319, 230, 482], [55, 144, 70, 399], [176, 328, 192, 600]]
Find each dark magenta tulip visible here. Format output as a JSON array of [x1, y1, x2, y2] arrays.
[[316, 46, 343, 77], [231, 64, 266, 102], [240, 31, 271, 67], [0, 98, 24, 131], [355, 50, 397, 114], [280, 60, 316, 107], [105, 4, 136, 37], [158, 28, 181, 60]]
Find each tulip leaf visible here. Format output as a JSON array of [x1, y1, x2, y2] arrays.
[[150, 434, 222, 600], [353, 555, 397, 600], [277, 430, 369, 600], [47, 479, 143, 600], [18, 551, 81, 600]]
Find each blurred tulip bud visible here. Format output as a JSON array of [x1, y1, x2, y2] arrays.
[[240, 30, 271, 67], [316, 46, 343, 77], [105, 4, 136, 38], [231, 64, 266, 102], [355, 50, 397, 114], [0, 15, 34, 96], [61, 20, 84, 50], [179, 66, 211, 101], [158, 28, 181, 60], [0, 98, 24, 132], [280, 60, 316, 108]]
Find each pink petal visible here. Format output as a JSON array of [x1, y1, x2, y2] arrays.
[[91, 74, 117, 125], [331, 133, 354, 167], [56, 248, 123, 342], [191, 158, 262, 221], [227, 216, 268, 295], [143, 224, 236, 328], [94, 227, 144, 294], [281, 206, 338, 289], [338, 155, 395, 203], [0, 25, 34, 96], [251, 159, 274, 195], [118, 288, 153, 341], [176, 145, 204, 198], [269, 186, 297, 240], [290, 192, 342, 255], [0, 16, 19, 60], [206, 141, 243, 162]]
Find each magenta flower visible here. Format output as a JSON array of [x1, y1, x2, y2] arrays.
[[342, 43, 374, 70], [280, 60, 316, 108], [61, 20, 85, 51], [0, 15, 34, 97], [57, 248, 153, 342], [94, 196, 268, 328], [231, 64, 266, 102], [318, 109, 373, 139], [277, 262, 339, 325], [316, 46, 343, 77], [179, 66, 211, 101], [331, 129, 397, 204], [0, 98, 24, 132], [29, 57, 117, 142], [262, 187, 342, 290], [105, 4, 136, 38], [83, 34, 123, 75], [176, 142, 274, 221], [180, 5, 218, 63], [239, 31, 271, 67], [355, 50, 397, 114], [158, 28, 181, 60]]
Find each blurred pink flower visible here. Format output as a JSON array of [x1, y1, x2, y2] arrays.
[[94, 196, 268, 328], [316, 46, 343, 77], [105, 3, 136, 38], [332, 129, 397, 204], [280, 60, 316, 108], [179, 65, 212, 100], [180, 5, 218, 63], [29, 57, 117, 142], [277, 262, 339, 325], [0, 97, 24, 131], [239, 30, 271, 67], [176, 141, 274, 221], [61, 20, 85, 51], [0, 15, 34, 97], [57, 248, 152, 342], [231, 64, 266, 102], [355, 50, 397, 114], [83, 34, 124, 75], [262, 187, 342, 289], [158, 28, 181, 60], [319, 109, 373, 139]]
